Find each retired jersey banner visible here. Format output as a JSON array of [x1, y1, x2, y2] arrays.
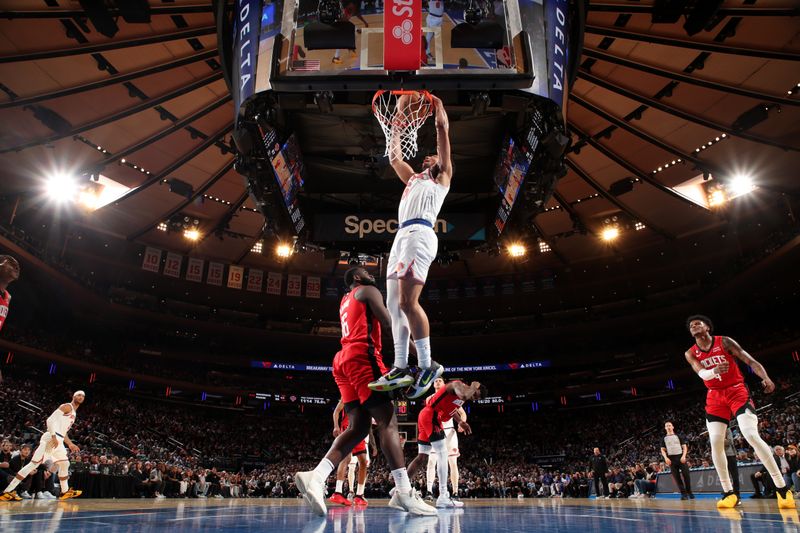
[[207, 262, 224, 286], [228, 265, 244, 289], [186, 257, 204, 282], [306, 276, 321, 299], [384, 0, 422, 70], [247, 269, 264, 292], [287, 274, 302, 297], [266, 272, 282, 295], [142, 247, 162, 273], [163, 252, 183, 278]]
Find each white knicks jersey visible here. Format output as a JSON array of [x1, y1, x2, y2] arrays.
[[428, 0, 444, 16], [47, 404, 76, 436], [398, 169, 449, 225]]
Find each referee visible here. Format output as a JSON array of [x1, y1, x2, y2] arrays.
[[661, 421, 694, 500]]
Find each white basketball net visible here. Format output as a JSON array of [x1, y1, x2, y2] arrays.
[[372, 91, 433, 162]]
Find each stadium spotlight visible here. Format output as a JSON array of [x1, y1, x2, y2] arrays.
[[601, 226, 620, 242], [44, 172, 79, 203], [251, 241, 264, 254], [276, 243, 293, 258], [507, 242, 526, 258], [707, 186, 727, 207], [183, 229, 201, 241], [729, 173, 755, 197]]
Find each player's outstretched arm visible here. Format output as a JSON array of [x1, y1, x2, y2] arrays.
[[430, 94, 452, 187], [332, 399, 344, 437], [451, 409, 471, 435], [722, 336, 775, 393]]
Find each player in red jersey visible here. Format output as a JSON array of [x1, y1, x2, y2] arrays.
[[295, 267, 436, 517], [328, 399, 376, 506], [684, 315, 795, 510], [0, 255, 20, 334], [402, 380, 486, 508]]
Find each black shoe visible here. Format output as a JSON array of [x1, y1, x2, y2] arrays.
[[688, 493, 695, 499], [681, 494, 688, 500]]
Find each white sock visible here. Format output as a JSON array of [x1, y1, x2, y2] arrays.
[[335, 480, 344, 493], [391, 468, 412, 492], [313, 458, 335, 485], [393, 342, 409, 369], [60, 479, 69, 492], [415, 337, 432, 369], [357, 483, 365, 496]]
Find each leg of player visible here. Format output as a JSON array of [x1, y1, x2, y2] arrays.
[[369, 401, 437, 516], [425, 450, 437, 501], [353, 454, 369, 506], [296, 407, 372, 516], [329, 456, 352, 507], [737, 409, 795, 509], [368, 279, 415, 391], [1, 460, 42, 501], [431, 440, 461, 508], [56, 460, 81, 500], [707, 421, 737, 508], [399, 279, 443, 399], [333, 49, 342, 64], [347, 460, 356, 499], [448, 455, 459, 499]]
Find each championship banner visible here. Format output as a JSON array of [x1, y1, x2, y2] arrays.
[[247, 268, 264, 292], [384, 0, 422, 71], [141, 246, 162, 273], [228, 265, 244, 289], [186, 257, 204, 282], [287, 274, 302, 297], [266, 272, 282, 295], [306, 276, 320, 299], [233, 0, 261, 115], [207, 262, 224, 286], [163, 252, 182, 278]]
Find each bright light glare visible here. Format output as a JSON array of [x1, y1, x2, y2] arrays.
[[276, 243, 293, 258], [708, 189, 727, 207], [44, 172, 78, 202], [729, 174, 755, 197], [601, 227, 620, 242], [507, 243, 526, 257], [184, 229, 200, 241]]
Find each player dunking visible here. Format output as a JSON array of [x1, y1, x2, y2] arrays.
[[295, 267, 436, 516], [684, 315, 795, 509], [1, 391, 84, 501], [329, 399, 375, 506], [369, 94, 452, 400], [425, 377, 466, 501], [402, 379, 485, 508], [0, 255, 20, 334]]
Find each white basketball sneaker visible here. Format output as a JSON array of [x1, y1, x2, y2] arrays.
[[436, 494, 464, 508], [388, 487, 405, 510], [295, 471, 327, 516], [397, 489, 438, 516]]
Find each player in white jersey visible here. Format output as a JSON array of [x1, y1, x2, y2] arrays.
[[369, 94, 452, 400], [1, 391, 84, 501], [425, 377, 465, 502], [425, 0, 445, 62]]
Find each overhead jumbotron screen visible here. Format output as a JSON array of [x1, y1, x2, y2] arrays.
[[493, 135, 531, 235]]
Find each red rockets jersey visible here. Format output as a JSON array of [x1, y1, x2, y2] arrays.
[[0, 290, 10, 332], [339, 286, 382, 356], [690, 336, 744, 390], [426, 380, 466, 423]]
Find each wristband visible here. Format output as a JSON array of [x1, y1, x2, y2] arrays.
[[698, 368, 716, 380]]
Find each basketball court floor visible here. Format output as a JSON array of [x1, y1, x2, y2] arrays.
[[1, 498, 797, 532]]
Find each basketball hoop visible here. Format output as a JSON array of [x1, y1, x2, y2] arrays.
[[372, 90, 434, 162]]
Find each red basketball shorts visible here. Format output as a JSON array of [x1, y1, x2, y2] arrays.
[[333, 348, 388, 405], [417, 406, 446, 446], [352, 440, 367, 455], [705, 382, 754, 422]]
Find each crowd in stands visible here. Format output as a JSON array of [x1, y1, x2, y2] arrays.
[[2, 365, 798, 500]]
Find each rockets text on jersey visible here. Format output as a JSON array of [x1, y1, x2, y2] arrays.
[[427, 380, 465, 422], [692, 336, 745, 390], [339, 286, 382, 355]]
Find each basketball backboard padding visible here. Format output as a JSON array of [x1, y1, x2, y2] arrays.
[[303, 21, 356, 50], [451, 21, 505, 50]]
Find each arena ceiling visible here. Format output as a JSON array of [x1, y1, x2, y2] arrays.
[[0, 1, 798, 279]]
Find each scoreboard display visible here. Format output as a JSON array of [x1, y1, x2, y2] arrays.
[[395, 400, 408, 422], [493, 135, 532, 235]]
